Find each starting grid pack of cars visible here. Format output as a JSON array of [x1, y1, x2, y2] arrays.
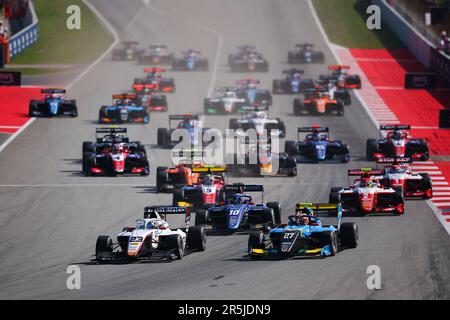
[[29, 42, 433, 262]]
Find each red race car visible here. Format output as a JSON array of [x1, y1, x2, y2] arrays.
[[319, 65, 362, 89], [132, 68, 175, 93], [376, 157, 432, 199], [172, 167, 227, 209], [367, 125, 430, 161], [329, 168, 405, 216]]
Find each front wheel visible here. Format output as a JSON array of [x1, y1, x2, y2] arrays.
[[248, 231, 265, 259]]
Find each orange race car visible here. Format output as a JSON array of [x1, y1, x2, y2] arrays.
[[293, 86, 344, 116], [156, 162, 205, 193]]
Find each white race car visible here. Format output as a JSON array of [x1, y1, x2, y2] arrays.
[[95, 206, 206, 262], [229, 106, 286, 138], [204, 88, 247, 114]]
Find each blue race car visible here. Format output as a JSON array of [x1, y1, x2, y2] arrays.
[[98, 94, 149, 124], [172, 49, 209, 71], [248, 203, 358, 259], [284, 126, 350, 163], [272, 69, 315, 94], [235, 79, 273, 107], [29, 88, 78, 117], [195, 184, 281, 232]]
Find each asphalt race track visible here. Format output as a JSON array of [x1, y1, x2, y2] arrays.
[[0, 0, 449, 299]]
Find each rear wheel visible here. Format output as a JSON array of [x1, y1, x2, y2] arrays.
[[419, 173, 433, 199], [187, 226, 206, 251], [284, 141, 298, 156], [339, 223, 358, 248], [173, 189, 185, 206], [156, 166, 169, 192], [195, 209, 209, 226], [166, 234, 184, 260], [366, 139, 378, 161], [267, 202, 281, 225]]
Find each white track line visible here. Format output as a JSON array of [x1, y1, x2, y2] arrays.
[[0, 0, 120, 154], [307, 0, 450, 235], [143, 0, 223, 97]]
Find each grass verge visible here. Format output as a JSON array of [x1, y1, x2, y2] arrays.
[[9, 0, 113, 66], [313, 0, 404, 49]]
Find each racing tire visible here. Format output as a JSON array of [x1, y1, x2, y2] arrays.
[[419, 173, 433, 199], [248, 231, 265, 259], [166, 234, 184, 260], [267, 202, 282, 225], [393, 191, 405, 215], [28, 102, 37, 117], [195, 209, 209, 226], [329, 192, 340, 205], [187, 226, 206, 251], [96, 235, 113, 258], [339, 222, 358, 248], [229, 119, 239, 130], [173, 189, 185, 206], [156, 166, 169, 192], [293, 99, 303, 116], [71, 106, 78, 118], [366, 139, 378, 161], [284, 141, 298, 157], [340, 144, 350, 163], [320, 231, 338, 256], [82, 142, 94, 153]]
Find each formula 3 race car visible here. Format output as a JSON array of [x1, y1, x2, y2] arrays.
[[366, 125, 430, 161], [229, 51, 269, 72], [204, 87, 247, 114], [248, 203, 358, 259], [157, 114, 211, 149], [235, 79, 273, 107], [98, 94, 149, 124], [196, 184, 282, 232], [376, 157, 432, 199], [29, 88, 78, 117], [137, 45, 174, 65], [329, 168, 405, 216], [83, 128, 149, 176], [228, 45, 262, 65], [172, 166, 227, 209], [319, 65, 362, 89], [287, 43, 325, 64], [172, 49, 209, 71], [133, 68, 175, 93], [112, 41, 145, 61], [293, 86, 344, 116], [95, 206, 206, 262], [272, 69, 315, 94], [229, 105, 286, 138], [285, 126, 350, 163]]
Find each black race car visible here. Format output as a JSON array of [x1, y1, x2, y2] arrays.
[[112, 41, 145, 61], [319, 65, 362, 89], [287, 43, 325, 64], [229, 51, 269, 72], [138, 45, 174, 65]]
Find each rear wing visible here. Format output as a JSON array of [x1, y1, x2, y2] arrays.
[[298, 127, 329, 133], [239, 105, 269, 113], [283, 69, 304, 75], [41, 88, 66, 94], [296, 43, 314, 48], [236, 79, 260, 86], [169, 114, 199, 121], [144, 67, 165, 73], [96, 127, 127, 134], [183, 49, 201, 55], [377, 157, 412, 164], [144, 206, 191, 226], [237, 45, 256, 51], [149, 45, 167, 49], [379, 124, 411, 131], [113, 94, 137, 100], [222, 184, 264, 193], [122, 41, 139, 47], [348, 168, 384, 176], [296, 203, 343, 226], [191, 166, 227, 173], [215, 86, 238, 92], [328, 65, 350, 70]]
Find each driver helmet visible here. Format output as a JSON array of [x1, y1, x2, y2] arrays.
[[392, 130, 402, 140]]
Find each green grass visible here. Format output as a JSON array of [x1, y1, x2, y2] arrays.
[[313, 0, 404, 49], [10, 0, 113, 65]]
